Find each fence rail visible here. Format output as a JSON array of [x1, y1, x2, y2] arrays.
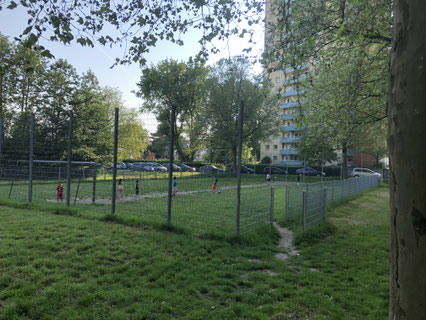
[[286, 175, 380, 231]]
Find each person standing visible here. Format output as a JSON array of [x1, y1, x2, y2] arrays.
[[212, 178, 219, 193], [172, 177, 178, 196], [56, 181, 64, 202], [118, 179, 124, 199], [266, 173, 271, 185], [135, 180, 140, 196]]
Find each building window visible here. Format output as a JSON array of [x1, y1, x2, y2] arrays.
[[273, 156, 278, 161], [274, 145, 278, 150], [266, 145, 270, 150]]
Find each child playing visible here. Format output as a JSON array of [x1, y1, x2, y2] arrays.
[[297, 174, 300, 185], [56, 181, 64, 202], [118, 179, 124, 199], [266, 173, 271, 185], [172, 177, 178, 196], [135, 180, 140, 196], [212, 179, 220, 193]]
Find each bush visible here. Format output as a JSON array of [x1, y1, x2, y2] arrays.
[[260, 156, 271, 164]]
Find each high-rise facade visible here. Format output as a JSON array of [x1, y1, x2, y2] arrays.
[[260, 0, 305, 166]]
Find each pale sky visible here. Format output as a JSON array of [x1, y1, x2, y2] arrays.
[[0, 5, 265, 133]]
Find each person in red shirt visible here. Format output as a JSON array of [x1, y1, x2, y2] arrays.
[[56, 181, 64, 202], [212, 179, 220, 193]]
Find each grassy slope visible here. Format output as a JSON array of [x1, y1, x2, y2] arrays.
[[0, 186, 389, 319]]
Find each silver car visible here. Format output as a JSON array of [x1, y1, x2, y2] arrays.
[[350, 168, 382, 178]]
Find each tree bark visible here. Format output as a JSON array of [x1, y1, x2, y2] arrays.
[[388, 1, 426, 318]]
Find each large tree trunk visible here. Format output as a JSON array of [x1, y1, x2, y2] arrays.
[[388, 0, 426, 318]]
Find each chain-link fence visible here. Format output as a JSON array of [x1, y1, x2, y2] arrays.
[[285, 175, 380, 231], [0, 111, 276, 237]]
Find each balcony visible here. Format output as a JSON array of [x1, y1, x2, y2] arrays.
[[280, 148, 299, 155], [280, 136, 301, 143], [281, 101, 299, 109], [281, 114, 294, 120], [283, 88, 305, 97], [285, 74, 307, 85], [282, 124, 304, 131], [280, 160, 304, 166]]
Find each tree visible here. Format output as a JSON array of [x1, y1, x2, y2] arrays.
[[205, 57, 280, 169], [137, 58, 208, 162], [1, 0, 263, 65], [117, 107, 149, 161], [299, 46, 387, 177], [34, 59, 79, 160], [71, 71, 115, 162], [388, 0, 426, 318]]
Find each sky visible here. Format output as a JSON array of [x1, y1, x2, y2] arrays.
[[0, 4, 265, 134]]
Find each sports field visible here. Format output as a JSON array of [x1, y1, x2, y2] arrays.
[[0, 172, 299, 236]]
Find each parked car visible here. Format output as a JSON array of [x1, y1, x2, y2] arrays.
[[350, 168, 382, 178], [229, 165, 254, 174], [177, 164, 196, 172], [162, 163, 182, 172], [296, 167, 326, 177], [145, 162, 168, 172], [106, 162, 127, 171], [199, 165, 223, 173], [263, 167, 287, 174], [131, 163, 154, 171]]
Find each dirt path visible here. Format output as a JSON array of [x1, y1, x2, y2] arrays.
[[273, 222, 299, 260]]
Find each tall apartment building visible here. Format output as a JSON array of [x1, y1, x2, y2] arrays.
[[260, 0, 305, 166]]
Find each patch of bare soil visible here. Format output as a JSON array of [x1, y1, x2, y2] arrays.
[[273, 222, 299, 260]]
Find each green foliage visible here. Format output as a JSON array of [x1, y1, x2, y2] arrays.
[[205, 57, 280, 167], [5, 0, 263, 65], [264, 0, 391, 176], [0, 34, 148, 165], [137, 58, 209, 162], [260, 156, 272, 164]]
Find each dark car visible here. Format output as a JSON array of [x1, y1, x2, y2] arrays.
[[145, 162, 168, 172], [162, 163, 182, 172], [296, 167, 326, 177], [199, 165, 223, 173], [263, 167, 287, 174], [131, 163, 154, 171], [229, 165, 254, 174], [177, 164, 196, 172]]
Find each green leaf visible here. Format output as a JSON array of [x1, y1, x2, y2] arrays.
[[22, 26, 32, 35], [7, 1, 17, 9]]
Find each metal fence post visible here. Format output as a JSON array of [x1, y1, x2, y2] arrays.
[[66, 111, 73, 207], [270, 187, 274, 225], [323, 187, 327, 222], [285, 184, 289, 221], [236, 101, 244, 237], [167, 104, 176, 225], [302, 190, 307, 232], [28, 113, 35, 203], [111, 108, 119, 213], [92, 164, 97, 204]]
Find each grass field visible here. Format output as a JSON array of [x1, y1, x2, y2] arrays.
[[0, 173, 294, 236], [0, 185, 390, 319]]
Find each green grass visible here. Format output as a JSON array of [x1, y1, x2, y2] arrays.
[[0, 174, 290, 237], [0, 186, 389, 319]]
